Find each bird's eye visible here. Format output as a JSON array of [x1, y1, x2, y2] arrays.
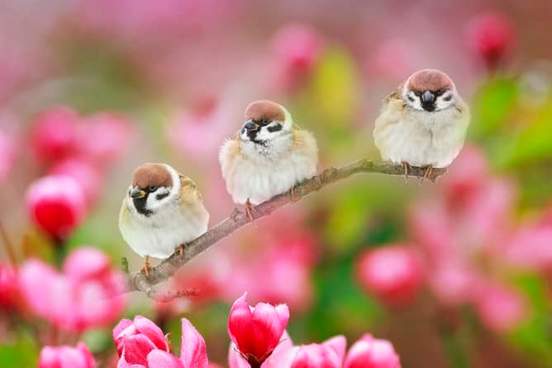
[[407, 95, 415, 102], [267, 123, 283, 133], [148, 186, 158, 192], [443, 94, 452, 102]]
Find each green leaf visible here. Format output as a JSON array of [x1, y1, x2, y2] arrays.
[[0, 336, 39, 367], [471, 78, 518, 138], [498, 104, 552, 167]]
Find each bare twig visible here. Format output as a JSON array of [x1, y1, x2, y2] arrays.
[[126, 159, 445, 296], [0, 220, 17, 265]]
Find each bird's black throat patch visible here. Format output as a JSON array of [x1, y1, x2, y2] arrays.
[[133, 196, 153, 216]]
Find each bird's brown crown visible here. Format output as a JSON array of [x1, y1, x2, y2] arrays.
[[245, 100, 286, 123], [132, 163, 172, 189], [407, 69, 454, 93]]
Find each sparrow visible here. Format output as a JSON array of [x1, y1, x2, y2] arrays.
[[118, 163, 209, 274], [219, 99, 318, 218], [373, 69, 470, 179]]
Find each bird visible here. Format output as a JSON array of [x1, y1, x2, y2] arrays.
[[219, 99, 318, 219], [118, 163, 209, 275], [373, 69, 470, 179]]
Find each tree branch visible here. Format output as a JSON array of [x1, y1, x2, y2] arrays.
[[126, 159, 445, 296]]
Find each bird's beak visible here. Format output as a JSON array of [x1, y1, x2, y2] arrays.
[[243, 119, 258, 132], [130, 188, 146, 199], [421, 91, 436, 105]]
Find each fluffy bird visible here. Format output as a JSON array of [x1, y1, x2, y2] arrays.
[[373, 69, 470, 178], [219, 100, 318, 217], [119, 163, 209, 274]]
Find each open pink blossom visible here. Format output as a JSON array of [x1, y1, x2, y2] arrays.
[[356, 245, 423, 305], [30, 106, 80, 165], [466, 12, 516, 71], [39, 342, 95, 368], [25, 175, 87, 240], [19, 247, 125, 332], [344, 334, 401, 368], [408, 146, 529, 331], [228, 293, 290, 366], [114, 316, 208, 368]]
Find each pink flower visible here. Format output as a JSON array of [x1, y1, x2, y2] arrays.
[[113, 316, 208, 368], [25, 175, 87, 240], [49, 159, 103, 209], [228, 293, 290, 366], [0, 262, 20, 310], [19, 247, 125, 332], [271, 24, 323, 92], [504, 222, 552, 272], [356, 245, 423, 305], [39, 342, 95, 368], [344, 335, 401, 368], [474, 283, 525, 332], [113, 315, 169, 356], [229, 332, 296, 368], [77, 113, 133, 168], [466, 12, 516, 71], [291, 336, 346, 368], [30, 106, 80, 165]]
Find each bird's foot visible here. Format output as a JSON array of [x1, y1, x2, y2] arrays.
[[289, 185, 300, 202], [141, 256, 151, 277], [402, 162, 410, 183], [423, 166, 434, 182], [176, 244, 186, 257], [245, 200, 255, 222]]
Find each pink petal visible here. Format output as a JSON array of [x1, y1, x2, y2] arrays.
[[228, 345, 250, 368], [147, 350, 184, 368], [122, 335, 157, 365], [322, 336, 347, 363], [63, 247, 109, 281], [134, 316, 169, 351], [180, 318, 208, 368]]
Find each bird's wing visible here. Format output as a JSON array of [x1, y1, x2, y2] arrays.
[[382, 88, 403, 105], [178, 174, 204, 203], [218, 138, 241, 181], [292, 128, 318, 159]]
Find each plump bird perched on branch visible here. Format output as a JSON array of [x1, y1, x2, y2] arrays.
[[219, 100, 318, 218], [118, 163, 209, 274], [373, 69, 470, 178]]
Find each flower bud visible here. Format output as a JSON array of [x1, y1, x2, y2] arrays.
[[25, 175, 86, 240], [466, 13, 515, 71], [344, 334, 401, 368], [31, 106, 80, 165], [228, 293, 289, 366]]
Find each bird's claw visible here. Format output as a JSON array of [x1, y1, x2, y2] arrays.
[[176, 244, 186, 257], [245, 200, 255, 222], [141, 256, 151, 277], [289, 185, 300, 202], [402, 162, 410, 183], [423, 166, 434, 182]]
